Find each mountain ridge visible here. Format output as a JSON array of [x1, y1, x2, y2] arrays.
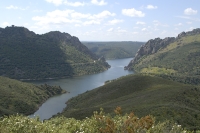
[[0, 26, 110, 80]]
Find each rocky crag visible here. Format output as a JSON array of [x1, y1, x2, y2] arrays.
[[125, 28, 200, 70]]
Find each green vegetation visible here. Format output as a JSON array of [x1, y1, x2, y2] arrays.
[[0, 76, 66, 116], [60, 74, 200, 130], [132, 33, 200, 85], [83, 41, 144, 59], [0, 26, 109, 80], [0, 107, 194, 133]]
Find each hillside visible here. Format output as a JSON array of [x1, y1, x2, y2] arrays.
[[82, 41, 144, 59], [0, 76, 66, 116], [60, 74, 200, 130], [126, 28, 200, 84], [0, 26, 110, 80]]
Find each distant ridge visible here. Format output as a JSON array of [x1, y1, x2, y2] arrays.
[[0, 26, 110, 80], [83, 41, 144, 59]]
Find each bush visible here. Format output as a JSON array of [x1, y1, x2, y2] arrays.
[[0, 107, 196, 133]]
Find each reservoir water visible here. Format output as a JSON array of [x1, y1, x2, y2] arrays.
[[29, 58, 134, 120]]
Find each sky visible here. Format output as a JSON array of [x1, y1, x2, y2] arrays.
[[1, 0, 200, 41]]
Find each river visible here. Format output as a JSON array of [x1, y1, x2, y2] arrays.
[[28, 58, 134, 120]]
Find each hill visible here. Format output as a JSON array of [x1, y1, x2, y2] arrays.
[[0, 26, 110, 80], [125, 28, 200, 85], [60, 74, 200, 130], [82, 41, 144, 59], [0, 76, 66, 116]]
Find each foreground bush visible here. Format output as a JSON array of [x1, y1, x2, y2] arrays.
[[0, 107, 197, 133]]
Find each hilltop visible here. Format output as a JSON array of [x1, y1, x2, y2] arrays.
[[83, 41, 144, 59], [125, 28, 200, 84], [0, 76, 66, 116], [0, 26, 110, 80]]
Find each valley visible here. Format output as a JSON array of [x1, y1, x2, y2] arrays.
[[0, 27, 200, 132]]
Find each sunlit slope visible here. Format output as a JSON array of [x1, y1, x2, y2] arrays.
[[131, 31, 200, 84], [0, 76, 65, 116], [60, 74, 200, 130]]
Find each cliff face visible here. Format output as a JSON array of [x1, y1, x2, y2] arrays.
[[125, 28, 200, 70], [125, 37, 175, 70]]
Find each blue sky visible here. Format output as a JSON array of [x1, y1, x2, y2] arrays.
[[1, 0, 200, 41]]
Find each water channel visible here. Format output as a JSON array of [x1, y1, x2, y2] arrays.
[[28, 58, 134, 120]]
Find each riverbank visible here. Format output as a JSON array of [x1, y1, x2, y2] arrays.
[[28, 58, 134, 120]]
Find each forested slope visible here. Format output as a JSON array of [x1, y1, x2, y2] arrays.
[[0, 76, 66, 116], [0, 26, 110, 80], [60, 74, 200, 130]]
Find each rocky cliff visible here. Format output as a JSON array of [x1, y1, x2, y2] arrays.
[[125, 28, 200, 70]]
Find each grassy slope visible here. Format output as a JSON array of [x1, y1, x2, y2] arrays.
[[133, 34, 200, 84], [0, 76, 65, 116], [61, 74, 200, 130], [83, 41, 144, 59]]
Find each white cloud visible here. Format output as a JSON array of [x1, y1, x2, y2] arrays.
[[132, 32, 138, 34], [2, 22, 10, 27], [175, 28, 179, 30], [91, 0, 107, 6], [64, 0, 85, 7], [142, 28, 147, 31], [6, 5, 19, 9], [175, 23, 183, 26], [107, 28, 113, 32], [33, 9, 43, 13], [90, 10, 115, 19], [45, 0, 85, 6], [32, 10, 81, 25], [189, 27, 194, 31], [161, 30, 167, 34], [136, 21, 146, 25], [153, 20, 169, 27], [6, 5, 28, 10], [176, 16, 200, 21], [32, 9, 115, 27], [122, 8, 145, 17], [146, 5, 157, 9], [45, 0, 63, 6], [184, 8, 197, 15], [71, 12, 90, 19], [75, 24, 81, 27], [116, 27, 127, 33], [118, 29, 127, 33], [83, 20, 100, 25], [107, 19, 123, 25]]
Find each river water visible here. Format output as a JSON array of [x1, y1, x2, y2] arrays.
[[28, 58, 134, 120]]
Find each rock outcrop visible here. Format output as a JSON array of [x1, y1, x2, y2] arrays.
[[125, 37, 175, 70], [177, 28, 200, 39], [125, 28, 200, 70]]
